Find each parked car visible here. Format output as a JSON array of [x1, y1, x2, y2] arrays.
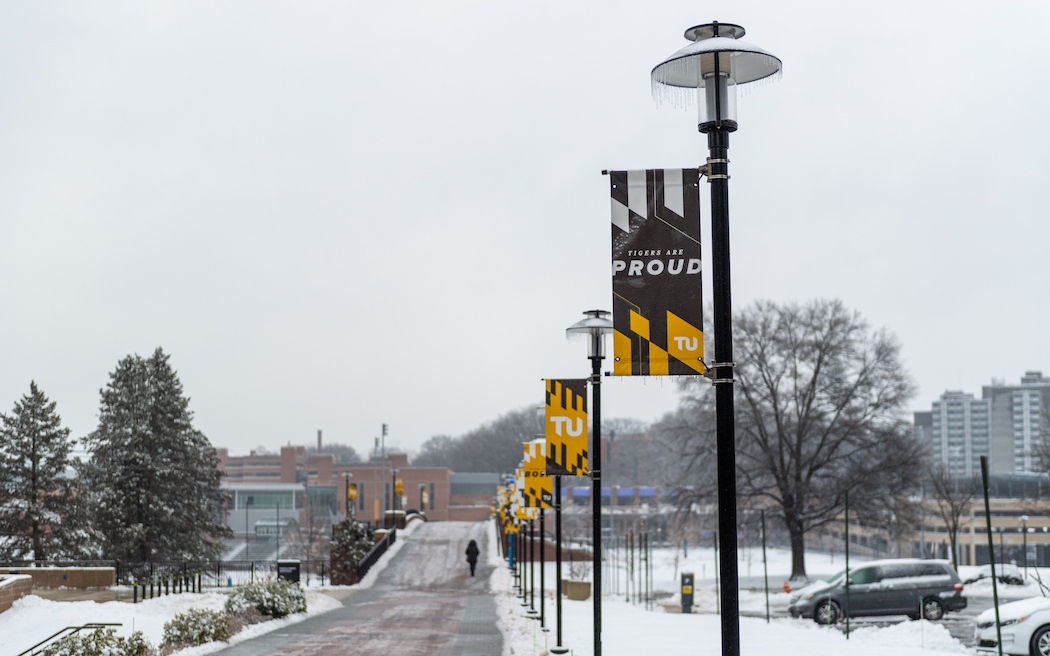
[[975, 597, 1050, 656], [787, 558, 967, 624], [965, 564, 1026, 586]]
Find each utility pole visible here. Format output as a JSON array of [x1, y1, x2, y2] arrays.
[[381, 423, 388, 518]]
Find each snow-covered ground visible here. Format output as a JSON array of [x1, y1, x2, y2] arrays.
[[492, 528, 1050, 656], [0, 520, 423, 656], [0, 590, 341, 656]]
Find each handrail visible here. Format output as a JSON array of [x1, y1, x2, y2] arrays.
[[17, 623, 122, 656], [356, 527, 397, 581]]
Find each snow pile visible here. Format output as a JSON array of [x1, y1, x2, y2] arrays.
[[850, 619, 971, 653], [964, 578, 1043, 599], [0, 589, 341, 655], [487, 521, 973, 656], [353, 518, 423, 590], [488, 527, 552, 656]]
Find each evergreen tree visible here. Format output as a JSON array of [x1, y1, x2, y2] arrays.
[[81, 348, 230, 562], [329, 518, 372, 584], [0, 382, 78, 560]]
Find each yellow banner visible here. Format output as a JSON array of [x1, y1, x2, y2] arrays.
[[545, 379, 588, 476], [522, 439, 552, 508]]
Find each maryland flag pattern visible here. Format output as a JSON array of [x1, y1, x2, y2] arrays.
[[545, 379, 588, 476], [521, 439, 553, 508], [610, 169, 705, 376], [513, 469, 538, 520]]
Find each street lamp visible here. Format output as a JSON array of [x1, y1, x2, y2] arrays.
[[652, 22, 781, 656], [245, 494, 253, 556], [1020, 516, 1029, 578], [565, 309, 613, 656]]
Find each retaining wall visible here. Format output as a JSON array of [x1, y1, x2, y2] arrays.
[[0, 575, 33, 614]]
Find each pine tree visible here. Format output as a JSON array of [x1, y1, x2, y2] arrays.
[[81, 348, 230, 562], [0, 382, 78, 560]]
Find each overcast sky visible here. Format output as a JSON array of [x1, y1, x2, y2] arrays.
[[2, 1, 1048, 458]]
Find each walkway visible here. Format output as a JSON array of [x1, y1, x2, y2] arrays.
[[217, 521, 502, 656]]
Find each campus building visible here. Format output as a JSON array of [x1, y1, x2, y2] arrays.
[[215, 446, 498, 559], [914, 370, 1050, 476]]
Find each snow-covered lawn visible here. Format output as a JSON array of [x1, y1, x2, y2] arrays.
[[492, 528, 983, 656], [0, 520, 424, 656], [0, 590, 341, 656]]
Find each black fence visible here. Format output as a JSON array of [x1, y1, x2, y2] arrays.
[[357, 527, 397, 581], [0, 559, 331, 588]]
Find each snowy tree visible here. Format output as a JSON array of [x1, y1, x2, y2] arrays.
[[0, 382, 80, 560], [329, 518, 373, 584], [80, 348, 230, 562]]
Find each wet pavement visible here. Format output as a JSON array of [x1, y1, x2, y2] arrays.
[[216, 521, 501, 655]]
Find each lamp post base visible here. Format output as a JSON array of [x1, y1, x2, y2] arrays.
[[551, 647, 570, 655]]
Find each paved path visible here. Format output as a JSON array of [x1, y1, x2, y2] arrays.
[[217, 521, 501, 655]]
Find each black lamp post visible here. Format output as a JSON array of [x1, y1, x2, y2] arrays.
[[1020, 516, 1029, 578], [245, 494, 253, 555], [652, 22, 781, 656], [565, 309, 613, 656]]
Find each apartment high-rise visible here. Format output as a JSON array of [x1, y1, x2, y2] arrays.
[[916, 391, 990, 478], [915, 371, 1050, 476], [983, 371, 1050, 474]]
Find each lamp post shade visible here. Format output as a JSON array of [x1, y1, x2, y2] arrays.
[[565, 309, 613, 358], [652, 22, 781, 132]]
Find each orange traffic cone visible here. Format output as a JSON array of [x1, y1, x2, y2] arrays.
[[783, 581, 791, 594]]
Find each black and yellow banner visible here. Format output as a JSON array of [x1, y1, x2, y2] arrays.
[[545, 379, 588, 476], [522, 439, 553, 508], [610, 169, 704, 376]]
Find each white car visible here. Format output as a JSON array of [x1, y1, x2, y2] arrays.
[[975, 597, 1050, 656]]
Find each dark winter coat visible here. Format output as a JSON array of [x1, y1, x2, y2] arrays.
[[465, 540, 479, 563]]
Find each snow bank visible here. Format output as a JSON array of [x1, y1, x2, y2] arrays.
[[0, 589, 340, 656], [488, 521, 972, 656]]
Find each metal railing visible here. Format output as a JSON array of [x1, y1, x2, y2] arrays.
[[357, 527, 397, 581], [0, 559, 330, 589], [16, 623, 122, 656]]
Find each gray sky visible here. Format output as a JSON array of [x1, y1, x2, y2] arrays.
[[2, 1, 1048, 458]]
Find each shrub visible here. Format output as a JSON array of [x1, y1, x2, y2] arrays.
[[228, 606, 271, 635], [330, 518, 373, 584], [42, 628, 151, 656], [162, 608, 230, 648], [224, 579, 306, 619]]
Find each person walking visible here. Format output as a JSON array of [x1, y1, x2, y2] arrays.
[[465, 539, 480, 577]]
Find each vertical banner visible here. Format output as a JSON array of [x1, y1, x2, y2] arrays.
[[610, 169, 705, 376], [513, 469, 537, 520], [522, 439, 553, 508], [545, 379, 588, 476]]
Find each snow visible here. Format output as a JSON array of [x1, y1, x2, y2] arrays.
[[0, 591, 340, 656], [490, 525, 976, 656], [0, 521, 425, 656]]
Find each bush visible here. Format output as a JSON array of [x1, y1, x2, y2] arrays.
[[42, 628, 151, 656], [162, 608, 230, 648], [331, 518, 373, 584], [224, 579, 306, 619]]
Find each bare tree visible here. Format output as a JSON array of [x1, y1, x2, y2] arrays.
[[1032, 409, 1050, 474], [675, 299, 924, 580], [926, 465, 979, 570], [287, 497, 331, 562], [306, 442, 361, 464]]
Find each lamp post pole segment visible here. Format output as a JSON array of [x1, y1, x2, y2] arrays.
[[530, 518, 537, 615], [1021, 516, 1029, 579], [552, 476, 567, 654], [565, 309, 612, 656], [651, 22, 780, 656], [540, 507, 546, 630]]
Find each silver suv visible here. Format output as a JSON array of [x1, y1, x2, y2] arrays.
[[788, 558, 967, 624]]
